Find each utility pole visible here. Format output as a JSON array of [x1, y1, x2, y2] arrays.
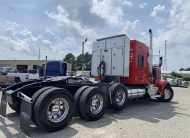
[[38, 48, 41, 60], [44, 56, 47, 78], [163, 40, 167, 71], [159, 48, 160, 57], [82, 38, 87, 77]]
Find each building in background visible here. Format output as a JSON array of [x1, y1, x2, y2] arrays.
[[0, 60, 71, 73]]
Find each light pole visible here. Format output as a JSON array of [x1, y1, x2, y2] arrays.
[[163, 40, 167, 71], [82, 38, 87, 77]]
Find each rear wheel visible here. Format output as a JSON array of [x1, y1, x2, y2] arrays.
[[79, 87, 106, 121], [32, 87, 54, 123], [158, 85, 174, 102], [8, 87, 53, 113], [110, 83, 128, 111], [74, 86, 89, 116], [34, 88, 74, 131], [32, 87, 54, 102]]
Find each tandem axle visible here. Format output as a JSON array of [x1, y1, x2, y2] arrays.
[[0, 76, 173, 135]]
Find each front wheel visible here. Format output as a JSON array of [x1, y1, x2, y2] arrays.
[[158, 85, 174, 102]]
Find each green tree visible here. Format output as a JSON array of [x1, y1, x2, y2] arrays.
[[75, 54, 83, 70], [63, 53, 76, 71], [75, 52, 92, 71], [84, 52, 92, 71]]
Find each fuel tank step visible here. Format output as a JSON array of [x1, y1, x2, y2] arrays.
[[150, 95, 161, 98]]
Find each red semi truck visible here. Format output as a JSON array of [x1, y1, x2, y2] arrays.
[[0, 29, 173, 135], [92, 29, 173, 103]]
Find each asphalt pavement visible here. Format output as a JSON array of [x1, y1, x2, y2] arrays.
[[0, 86, 190, 138]]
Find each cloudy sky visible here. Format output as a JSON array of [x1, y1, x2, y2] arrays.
[[0, 0, 189, 70]]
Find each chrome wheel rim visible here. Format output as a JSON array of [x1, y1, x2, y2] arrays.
[[47, 98, 69, 123], [115, 88, 126, 106], [90, 94, 103, 114], [164, 89, 171, 99]]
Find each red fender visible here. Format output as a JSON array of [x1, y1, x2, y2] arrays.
[[154, 79, 170, 94]]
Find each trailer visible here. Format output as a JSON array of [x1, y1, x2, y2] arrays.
[[0, 30, 174, 135]]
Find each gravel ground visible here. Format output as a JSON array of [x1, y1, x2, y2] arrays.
[[0, 87, 190, 138]]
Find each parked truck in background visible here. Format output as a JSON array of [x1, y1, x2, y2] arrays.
[[0, 61, 67, 87], [39, 61, 67, 77], [162, 75, 189, 88], [0, 29, 174, 135], [173, 78, 189, 88]]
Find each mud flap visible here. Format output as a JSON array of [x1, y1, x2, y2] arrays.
[[0, 91, 7, 117], [18, 92, 33, 136]]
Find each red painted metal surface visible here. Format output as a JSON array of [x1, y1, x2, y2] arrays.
[[152, 66, 165, 93], [153, 79, 168, 94], [95, 39, 167, 92], [120, 40, 149, 85]]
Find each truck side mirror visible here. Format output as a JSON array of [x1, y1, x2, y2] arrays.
[[159, 56, 163, 67]]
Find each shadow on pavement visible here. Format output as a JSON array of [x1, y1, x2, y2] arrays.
[[0, 112, 27, 138], [0, 99, 189, 137], [31, 126, 78, 138], [71, 99, 187, 129], [0, 111, 78, 138]]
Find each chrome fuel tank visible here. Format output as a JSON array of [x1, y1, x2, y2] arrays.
[[127, 86, 146, 99]]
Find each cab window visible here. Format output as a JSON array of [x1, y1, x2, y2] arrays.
[[138, 55, 144, 68]]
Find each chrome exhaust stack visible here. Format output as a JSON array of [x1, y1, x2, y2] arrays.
[[148, 29, 153, 82], [149, 29, 152, 50]]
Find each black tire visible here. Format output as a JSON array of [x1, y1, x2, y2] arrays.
[[74, 86, 89, 116], [110, 83, 128, 111], [184, 83, 189, 88], [8, 87, 53, 113], [8, 99, 20, 113], [15, 77, 21, 83], [158, 85, 174, 102], [32, 87, 54, 123], [32, 87, 54, 102], [105, 82, 116, 108], [79, 87, 106, 121], [34, 87, 74, 131]]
